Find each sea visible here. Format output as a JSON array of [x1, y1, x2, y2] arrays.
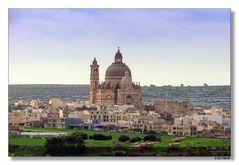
[[9, 85, 231, 109]]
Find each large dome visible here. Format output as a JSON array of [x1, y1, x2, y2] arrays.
[[105, 63, 131, 78], [105, 48, 132, 80]]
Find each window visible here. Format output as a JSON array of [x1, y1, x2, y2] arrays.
[[126, 95, 132, 105], [106, 95, 112, 100]]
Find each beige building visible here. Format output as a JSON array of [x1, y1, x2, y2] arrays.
[[9, 110, 26, 125], [130, 111, 165, 131], [9, 109, 47, 126], [87, 109, 128, 123], [163, 107, 231, 137], [67, 105, 165, 132], [68, 110, 91, 122], [90, 48, 141, 108], [174, 116, 193, 126], [49, 98, 66, 109], [30, 100, 39, 109], [162, 124, 197, 136], [153, 100, 191, 117]]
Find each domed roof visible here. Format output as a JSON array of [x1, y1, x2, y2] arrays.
[[105, 47, 131, 79], [105, 63, 131, 78]]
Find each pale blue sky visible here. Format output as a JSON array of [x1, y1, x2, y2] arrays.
[[9, 9, 230, 86]]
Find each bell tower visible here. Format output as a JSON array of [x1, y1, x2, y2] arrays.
[[90, 57, 99, 103]]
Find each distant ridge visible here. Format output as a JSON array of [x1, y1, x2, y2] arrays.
[[9, 85, 231, 109], [9, 84, 231, 87]]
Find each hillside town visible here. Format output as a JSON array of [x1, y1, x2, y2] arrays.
[[9, 48, 231, 139], [9, 98, 231, 139]]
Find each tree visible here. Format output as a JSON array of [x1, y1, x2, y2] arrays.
[[143, 135, 157, 142], [118, 135, 130, 142], [45, 137, 64, 156], [44, 133, 86, 156], [89, 134, 112, 140]]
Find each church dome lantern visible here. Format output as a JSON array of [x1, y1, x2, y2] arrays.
[[115, 47, 123, 63]]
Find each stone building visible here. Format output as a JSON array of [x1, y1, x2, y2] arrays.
[[90, 48, 141, 108], [9, 109, 47, 127]]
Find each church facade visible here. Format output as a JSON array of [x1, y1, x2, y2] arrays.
[[90, 48, 141, 108]]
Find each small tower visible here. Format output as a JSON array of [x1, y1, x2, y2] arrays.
[[90, 58, 99, 103], [115, 47, 123, 63], [121, 71, 132, 89]]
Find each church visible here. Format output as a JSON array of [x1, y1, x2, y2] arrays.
[[90, 48, 141, 108]]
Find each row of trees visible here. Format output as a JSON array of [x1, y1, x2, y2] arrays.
[[118, 134, 161, 142], [44, 132, 161, 155]]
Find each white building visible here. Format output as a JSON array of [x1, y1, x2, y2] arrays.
[[31, 100, 39, 109], [192, 107, 223, 124], [112, 104, 134, 111], [49, 98, 66, 109]]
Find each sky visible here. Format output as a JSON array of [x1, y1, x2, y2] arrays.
[[9, 9, 230, 86]]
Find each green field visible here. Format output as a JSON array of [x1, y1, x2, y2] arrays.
[[21, 127, 76, 133], [9, 137, 45, 146], [152, 136, 175, 147], [9, 127, 231, 148], [179, 137, 231, 147]]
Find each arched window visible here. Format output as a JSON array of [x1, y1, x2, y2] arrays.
[[126, 95, 132, 105], [106, 95, 112, 100]]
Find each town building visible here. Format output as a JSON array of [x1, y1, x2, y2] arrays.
[[192, 107, 223, 124], [9, 109, 47, 127]]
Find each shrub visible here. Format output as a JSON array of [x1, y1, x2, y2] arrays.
[[118, 135, 130, 142], [143, 134, 157, 142], [89, 134, 112, 140], [130, 137, 142, 143], [72, 132, 88, 140]]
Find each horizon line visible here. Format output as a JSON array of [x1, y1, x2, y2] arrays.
[[8, 83, 231, 87]]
